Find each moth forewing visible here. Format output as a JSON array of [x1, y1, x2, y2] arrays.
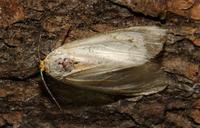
[[62, 62, 167, 96], [43, 26, 168, 105]]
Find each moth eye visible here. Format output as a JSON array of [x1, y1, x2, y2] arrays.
[[56, 57, 74, 73]]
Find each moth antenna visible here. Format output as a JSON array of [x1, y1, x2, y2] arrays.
[[39, 68, 63, 111], [37, 33, 63, 112]]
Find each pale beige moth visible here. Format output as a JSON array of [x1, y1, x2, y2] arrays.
[[40, 26, 168, 106]]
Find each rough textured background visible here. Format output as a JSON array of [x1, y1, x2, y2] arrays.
[[0, 0, 200, 127]]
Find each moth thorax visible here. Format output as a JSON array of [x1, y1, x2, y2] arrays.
[[55, 57, 75, 73]]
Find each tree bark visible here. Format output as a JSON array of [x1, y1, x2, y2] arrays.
[[0, 0, 199, 127]]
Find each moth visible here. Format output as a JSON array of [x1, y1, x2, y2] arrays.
[[40, 26, 168, 107]]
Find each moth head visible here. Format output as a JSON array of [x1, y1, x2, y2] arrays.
[[39, 60, 45, 72]]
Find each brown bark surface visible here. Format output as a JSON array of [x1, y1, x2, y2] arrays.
[[0, 0, 200, 127]]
